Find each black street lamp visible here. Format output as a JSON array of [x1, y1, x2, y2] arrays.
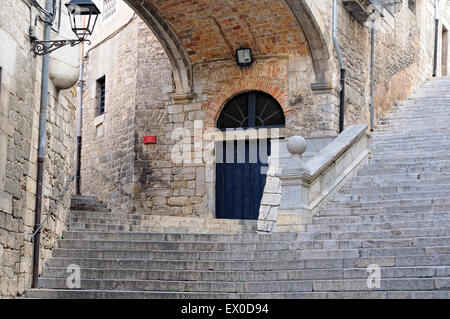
[[66, 0, 101, 40], [32, 0, 101, 56]]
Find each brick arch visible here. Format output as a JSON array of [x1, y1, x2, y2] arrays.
[[123, 0, 193, 94], [124, 0, 331, 91], [204, 80, 290, 128]]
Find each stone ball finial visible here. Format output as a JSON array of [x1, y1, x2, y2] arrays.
[[287, 136, 307, 155]]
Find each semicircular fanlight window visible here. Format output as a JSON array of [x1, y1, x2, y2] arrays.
[[217, 91, 285, 130]]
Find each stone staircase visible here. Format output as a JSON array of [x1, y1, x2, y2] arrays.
[[70, 196, 257, 234], [27, 77, 450, 299]]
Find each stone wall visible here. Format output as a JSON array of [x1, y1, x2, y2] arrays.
[[0, 0, 77, 297], [80, 16, 139, 212], [79, 1, 450, 220], [336, 1, 445, 126]]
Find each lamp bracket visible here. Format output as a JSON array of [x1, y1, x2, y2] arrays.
[[31, 39, 91, 56]]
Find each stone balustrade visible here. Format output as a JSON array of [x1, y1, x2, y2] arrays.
[[258, 125, 371, 233]]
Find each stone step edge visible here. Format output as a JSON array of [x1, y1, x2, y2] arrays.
[[25, 289, 450, 300], [49, 244, 450, 255], [40, 265, 450, 278], [44, 253, 450, 266], [63, 228, 450, 239]]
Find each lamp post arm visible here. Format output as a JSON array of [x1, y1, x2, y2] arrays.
[[32, 39, 91, 56]]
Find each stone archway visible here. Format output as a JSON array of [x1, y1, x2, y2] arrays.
[[122, 0, 332, 95], [285, 0, 332, 85], [123, 0, 194, 98]]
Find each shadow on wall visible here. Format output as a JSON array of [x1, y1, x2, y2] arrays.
[[374, 63, 420, 124]]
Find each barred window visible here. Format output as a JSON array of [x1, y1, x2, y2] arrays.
[[0, 67, 2, 101], [103, 0, 117, 22], [385, 0, 403, 15], [96, 76, 106, 116]]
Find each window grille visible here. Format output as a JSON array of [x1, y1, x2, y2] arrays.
[[370, 0, 403, 15], [97, 76, 106, 116], [103, 0, 117, 22], [217, 91, 285, 130]]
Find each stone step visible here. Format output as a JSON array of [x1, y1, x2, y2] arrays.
[[57, 239, 290, 251], [49, 243, 450, 262], [376, 119, 449, 126], [375, 125, 449, 132], [348, 181, 450, 191], [70, 206, 111, 212], [63, 225, 450, 242], [52, 237, 450, 253], [34, 277, 450, 293], [350, 173, 450, 184], [313, 211, 450, 225], [372, 144, 450, 154], [319, 204, 448, 217], [43, 254, 450, 271], [371, 132, 450, 142], [40, 266, 450, 282], [70, 202, 109, 208], [63, 230, 298, 242], [368, 154, 450, 164], [71, 195, 99, 201], [36, 277, 315, 293], [371, 130, 450, 138], [335, 228, 450, 240], [70, 217, 144, 226], [69, 222, 257, 234], [24, 289, 450, 299], [49, 248, 303, 261], [70, 215, 258, 226], [70, 211, 150, 221], [365, 159, 450, 168], [371, 139, 450, 148], [333, 190, 450, 202], [326, 198, 450, 209], [370, 150, 450, 159], [340, 184, 450, 195], [307, 219, 450, 233], [358, 166, 449, 176], [380, 114, 450, 120], [58, 232, 450, 250], [379, 117, 449, 124]]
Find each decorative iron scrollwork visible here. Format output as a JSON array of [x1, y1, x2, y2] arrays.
[[31, 39, 91, 56]]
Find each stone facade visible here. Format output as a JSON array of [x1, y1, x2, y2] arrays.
[[1, 0, 450, 299], [80, 0, 450, 220], [0, 0, 78, 297]]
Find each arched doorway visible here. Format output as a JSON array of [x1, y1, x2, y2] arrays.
[[216, 91, 286, 220]]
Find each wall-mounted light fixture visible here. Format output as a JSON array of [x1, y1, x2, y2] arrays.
[[236, 48, 254, 67], [31, 0, 101, 56]]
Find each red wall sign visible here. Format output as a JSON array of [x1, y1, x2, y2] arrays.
[[143, 136, 156, 144]]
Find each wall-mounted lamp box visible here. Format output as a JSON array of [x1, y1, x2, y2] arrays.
[[236, 48, 254, 67], [144, 136, 157, 144]]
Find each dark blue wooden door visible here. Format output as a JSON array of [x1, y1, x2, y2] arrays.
[[216, 139, 271, 220]]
